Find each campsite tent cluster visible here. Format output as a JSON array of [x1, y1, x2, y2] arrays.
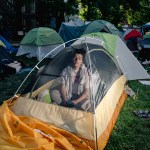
[[16, 20, 125, 62], [122, 23, 150, 63], [0, 20, 150, 150], [15, 20, 150, 63], [59, 19, 123, 42]]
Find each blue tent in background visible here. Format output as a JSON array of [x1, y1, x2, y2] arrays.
[[59, 20, 124, 42], [59, 22, 88, 42], [141, 22, 150, 35], [0, 35, 18, 53], [142, 22, 150, 29]]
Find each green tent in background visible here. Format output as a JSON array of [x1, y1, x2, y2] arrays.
[[143, 33, 150, 39], [16, 27, 64, 61], [83, 20, 123, 40], [20, 27, 63, 45]]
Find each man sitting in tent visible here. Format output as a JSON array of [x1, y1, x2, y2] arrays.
[[50, 49, 92, 111]]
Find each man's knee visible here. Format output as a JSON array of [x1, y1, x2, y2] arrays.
[[50, 89, 62, 104]]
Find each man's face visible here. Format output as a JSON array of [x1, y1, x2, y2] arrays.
[[73, 53, 83, 68]]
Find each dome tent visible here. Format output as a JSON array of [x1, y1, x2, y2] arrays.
[[4, 33, 150, 149], [123, 29, 142, 41], [82, 20, 123, 40], [141, 22, 150, 35], [123, 29, 143, 52], [59, 21, 88, 42], [0, 35, 18, 53], [16, 27, 64, 61]]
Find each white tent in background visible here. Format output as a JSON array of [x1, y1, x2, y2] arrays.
[[16, 27, 64, 61]]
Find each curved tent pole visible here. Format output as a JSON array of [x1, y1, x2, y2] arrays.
[[81, 37, 117, 149], [9, 37, 109, 94], [9, 36, 120, 106], [83, 38, 98, 150], [8, 43, 66, 105], [9, 38, 84, 105], [8, 36, 122, 148]]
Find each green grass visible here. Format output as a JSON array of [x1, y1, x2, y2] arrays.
[[105, 81, 150, 150], [0, 55, 150, 149], [0, 55, 38, 102]]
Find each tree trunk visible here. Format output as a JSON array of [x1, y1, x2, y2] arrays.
[[87, 0, 91, 21], [13, 0, 23, 31]]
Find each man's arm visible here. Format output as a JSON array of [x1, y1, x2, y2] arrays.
[[60, 83, 67, 101]]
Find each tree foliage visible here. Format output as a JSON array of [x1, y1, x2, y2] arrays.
[[79, 0, 150, 27], [0, 0, 150, 38]]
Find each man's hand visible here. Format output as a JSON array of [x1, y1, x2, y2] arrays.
[[72, 100, 79, 106]]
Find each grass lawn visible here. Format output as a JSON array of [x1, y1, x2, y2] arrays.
[[0, 55, 150, 149], [0, 55, 38, 102], [105, 80, 150, 150]]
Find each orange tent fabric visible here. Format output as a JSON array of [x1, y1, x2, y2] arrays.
[[0, 102, 92, 150]]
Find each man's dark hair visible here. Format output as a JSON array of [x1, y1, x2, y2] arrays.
[[73, 48, 86, 58]]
